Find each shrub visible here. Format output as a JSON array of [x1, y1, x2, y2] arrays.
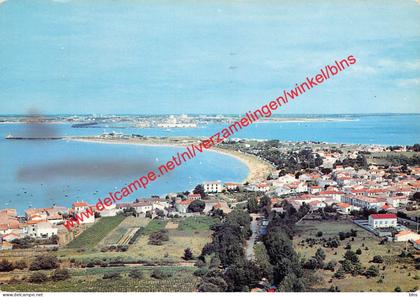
[[193, 268, 209, 277], [0, 259, 14, 272], [394, 286, 402, 292], [29, 272, 48, 283], [29, 255, 58, 271], [183, 248, 194, 260], [103, 272, 121, 279], [365, 265, 380, 278], [334, 267, 345, 279], [316, 231, 323, 237], [128, 269, 143, 279], [151, 269, 172, 279], [356, 248, 362, 255], [148, 230, 169, 245], [372, 255, 384, 263], [14, 260, 27, 270], [325, 260, 337, 272], [51, 268, 70, 281]]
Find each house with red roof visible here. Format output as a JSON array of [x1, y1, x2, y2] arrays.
[[368, 213, 397, 229]]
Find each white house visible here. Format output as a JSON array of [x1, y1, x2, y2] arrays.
[[224, 182, 241, 191], [203, 181, 223, 193], [132, 201, 153, 214], [394, 230, 420, 242], [72, 201, 95, 224], [175, 199, 192, 214], [27, 221, 58, 239], [368, 214, 397, 229]]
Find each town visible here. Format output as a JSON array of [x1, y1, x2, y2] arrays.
[[0, 138, 419, 292]]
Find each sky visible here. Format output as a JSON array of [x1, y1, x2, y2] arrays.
[[0, 0, 419, 115]]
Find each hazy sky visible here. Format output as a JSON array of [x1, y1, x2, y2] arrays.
[[0, 0, 419, 115]]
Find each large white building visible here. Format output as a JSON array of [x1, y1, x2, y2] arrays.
[[368, 213, 397, 229], [203, 181, 223, 193]]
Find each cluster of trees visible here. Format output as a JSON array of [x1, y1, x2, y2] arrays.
[[334, 154, 368, 169], [247, 195, 272, 215], [257, 148, 323, 173], [197, 209, 266, 291], [188, 200, 206, 213], [388, 144, 420, 152], [261, 204, 310, 292], [11, 235, 59, 249], [383, 154, 420, 166], [0, 259, 27, 272], [333, 250, 381, 279], [28, 268, 70, 283], [29, 255, 59, 271]]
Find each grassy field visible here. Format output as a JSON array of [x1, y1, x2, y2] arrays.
[[66, 215, 126, 250], [294, 219, 419, 292], [0, 266, 199, 292], [177, 216, 219, 231], [127, 217, 215, 261]]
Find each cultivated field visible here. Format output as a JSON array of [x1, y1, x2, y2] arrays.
[[100, 216, 149, 246], [66, 215, 126, 250], [0, 266, 199, 292]]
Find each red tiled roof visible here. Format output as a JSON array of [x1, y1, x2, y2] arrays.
[[370, 214, 397, 220], [73, 201, 89, 207]]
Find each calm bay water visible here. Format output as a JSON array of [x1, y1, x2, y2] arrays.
[[0, 114, 419, 213]]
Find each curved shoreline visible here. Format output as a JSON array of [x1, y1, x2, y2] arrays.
[[67, 137, 274, 184]]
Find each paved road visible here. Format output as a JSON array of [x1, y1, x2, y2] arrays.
[[246, 214, 259, 260]]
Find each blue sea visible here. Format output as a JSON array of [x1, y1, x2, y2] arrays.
[[0, 114, 419, 213]]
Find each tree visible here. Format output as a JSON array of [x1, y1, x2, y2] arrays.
[[303, 258, 319, 270], [259, 196, 271, 210], [365, 265, 379, 278], [334, 267, 345, 279], [188, 200, 205, 213], [155, 208, 165, 217], [342, 259, 353, 273], [223, 261, 263, 292], [344, 250, 359, 264], [51, 268, 70, 281], [372, 255, 384, 263], [356, 248, 362, 255], [247, 197, 258, 213], [325, 260, 337, 271], [279, 273, 305, 292], [315, 248, 326, 267], [183, 248, 194, 260], [193, 184, 206, 199], [29, 272, 48, 283]]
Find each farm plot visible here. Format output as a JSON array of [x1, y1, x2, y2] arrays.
[[100, 216, 149, 246]]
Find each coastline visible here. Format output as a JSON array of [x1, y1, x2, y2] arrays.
[[67, 137, 275, 184]]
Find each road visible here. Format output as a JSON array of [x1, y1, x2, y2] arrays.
[[246, 214, 260, 260]]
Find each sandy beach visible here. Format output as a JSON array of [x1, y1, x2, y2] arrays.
[[68, 136, 275, 184]]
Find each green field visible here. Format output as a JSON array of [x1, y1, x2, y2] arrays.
[[294, 220, 419, 292], [66, 215, 126, 249], [177, 216, 219, 231]]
